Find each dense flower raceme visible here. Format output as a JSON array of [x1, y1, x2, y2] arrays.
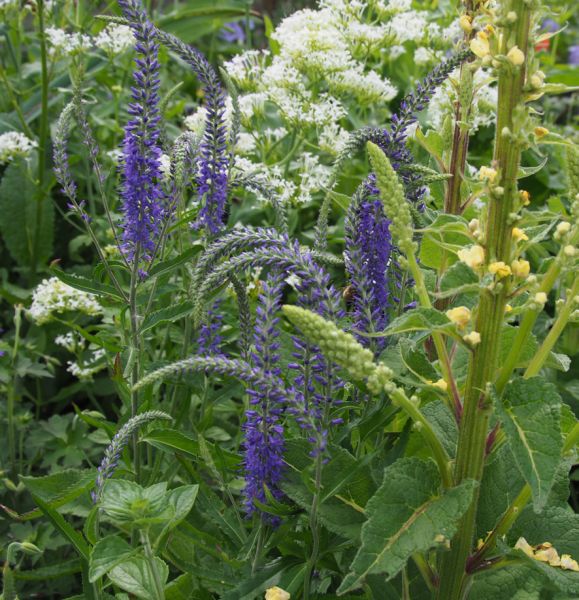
[[117, 0, 165, 263], [243, 273, 285, 518], [152, 27, 229, 235]]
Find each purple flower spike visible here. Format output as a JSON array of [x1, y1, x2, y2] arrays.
[[243, 273, 285, 520], [118, 0, 165, 263]]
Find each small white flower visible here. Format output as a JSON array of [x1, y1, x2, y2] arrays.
[[94, 24, 134, 55], [0, 131, 37, 164]]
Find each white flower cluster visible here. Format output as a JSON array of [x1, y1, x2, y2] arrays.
[[0, 131, 37, 165], [427, 68, 498, 132], [94, 24, 134, 55], [67, 348, 107, 381], [45, 24, 133, 57], [28, 277, 103, 325]]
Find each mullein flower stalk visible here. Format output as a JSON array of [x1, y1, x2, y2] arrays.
[[437, 2, 535, 597], [153, 27, 229, 234], [92, 410, 172, 503], [243, 273, 285, 519]]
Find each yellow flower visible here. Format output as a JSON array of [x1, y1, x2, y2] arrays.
[[512, 227, 528, 242], [489, 261, 512, 278], [459, 14, 473, 33], [431, 378, 448, 392], [560, 554, 579, 572], [470, 31, 490, 58], [463, 331, 481, 346], [535, 545, 561, 567], [265, 587, 291, 600], [519, 190, 531, 206], [511, 259, 530, 279], [478, 166, 498, 183], [446, 306, 472, 329], [534, 126, 549, 138], [506, 45, 525, 66], [458, 245, 485, 269]]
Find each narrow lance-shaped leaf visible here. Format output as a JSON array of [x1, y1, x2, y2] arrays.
[[496, 377, 563, 511], [338, 458, 477, 594]]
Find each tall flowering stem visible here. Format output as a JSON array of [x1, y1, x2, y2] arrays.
[[118, 0, 164, 264], [437, 1, 534, 597], [153, 28, 229, 234], [344, 184, 392, 354], [243, 273, 285, 520]]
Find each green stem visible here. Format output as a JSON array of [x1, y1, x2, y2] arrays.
[[524, 277, 579, 378], [437, 3, 532, 597], [141, 530, 165, 600], [128, 248, 142, 482], [495, 252, 564, 393], [303, 449, 323, 600], [391, 388, 452, 489], [407, 250, 462, 418], [31, 0, 50, 277]]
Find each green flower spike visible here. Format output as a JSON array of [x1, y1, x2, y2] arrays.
[[367, 141, 416, 256], [282, 305, 381, 382]]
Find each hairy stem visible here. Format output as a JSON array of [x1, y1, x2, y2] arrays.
[[437, 2, 533, 597]]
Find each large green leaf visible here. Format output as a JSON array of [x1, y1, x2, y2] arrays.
[[418, 214, 471, 270], [108, 555, 169, 600], [49, 266, 125, 302], [338, 458, 477, 593], [0, 159, 54, 268], [497, 377, 563, 511], [470, 565, 544, 599], [89, 535, 136, 582]]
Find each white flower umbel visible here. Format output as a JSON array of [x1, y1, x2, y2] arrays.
[[94, 24, 134, 55], [45, 26, 92, 56], [28, 277, 103, 325], [0, 131, 37, 164]]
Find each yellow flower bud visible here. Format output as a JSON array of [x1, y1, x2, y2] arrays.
[[489, 261, 512, 278], [265, 587, 291, 600], [511, 259, 530, 279], [479, 166, 498, 183], [564, 245, 576, 257], [459, 14, 473, 33], [468, 218, 480, 233], [505, 304, 513, 313], [534, 292, 548, 305], [470, 32, 490, 58], [519, 190, 531, 206], [529, 73, 544, 89], [458, 245, 485, 269], [534, 126, 549, 138], [463, 331, 481, 346], [446, 306, 472, 329], [506, 45, 525, 66], [512, 227, 528, 242], [432, 378, 448, 391]]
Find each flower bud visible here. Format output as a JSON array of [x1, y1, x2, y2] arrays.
[[432, 378, 448, 391], [556, 222, 571, 237], [534, 292, 548, 306], [479, 166, 498, 183], [507, 45, 525, 66], [446, 306, 472, 329], [534, 126, 549, 138], [511, 259, 530, 278], [564, 245, 576, 257], [470, 32, 490, 58], [519, 190, 531, 205], [459, 14, 473, 33], [512, 227, 528, 242], [463, 331, 481, 346]]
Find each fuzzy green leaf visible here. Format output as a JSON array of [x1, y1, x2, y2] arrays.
[[497, 377, 563, 511], [108, 555, 169, 600], [381, 308, 453, 336], [338, 458, 476, 594], [89, 535, 136, 582], [139, 301, 194, 334], [0, 159, 54, 267]]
